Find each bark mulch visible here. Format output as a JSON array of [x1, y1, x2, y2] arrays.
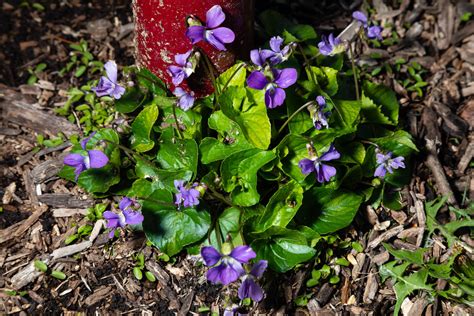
[[1, 0, 473, 314]]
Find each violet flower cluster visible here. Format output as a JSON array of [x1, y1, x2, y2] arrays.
[[318, 33, 344, 56], [63, 133, 109, 181], [201, 245, 267, 302], [91, 61, 125, 99], [352, 11, 383, 40], [167, 5, 236, 111], [374, 151, 405, 178], [103, 197, 144, 238], [247, 36, 297, 109], [310, 95, 331, 130], [174, 180, 202, 208], [299, 143, 340, 183]]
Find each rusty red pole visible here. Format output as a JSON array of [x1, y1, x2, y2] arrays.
[[133, 0, 254, 96]]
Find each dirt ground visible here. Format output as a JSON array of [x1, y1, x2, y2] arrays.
[[1, 0, 473, 314]]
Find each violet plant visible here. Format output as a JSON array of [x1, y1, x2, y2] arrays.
[[59, 4, 416, 310]]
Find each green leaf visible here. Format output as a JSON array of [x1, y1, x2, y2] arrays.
[[156, 137, 198, 176], [142, 189, 211, 256], [133, 267, 143, 280], [200, 111, 253, 164], [131, 104, 159, 152], [383, 243, 428, 265], [306, 66, 339, 96], [216, 62, 247, 92], [221, 149, 276, 206], [283, 24, 317, 42], [34, 260, 48, 272], [371, 130, 418, 156], [332, 100, 361, 129], [337, 142, 365, 164], [286, 90, 313, 135], [382, 263, 433, 316], [115, 87, 144, 113], [362, 81, 399, 125], [251, 230, 316, 272], [145, 271, 156, 282], [208, 207, 243, 248], [298, 188, 363, 234], [254, 181, 304, 233], [51, 270, 67, 280], [136, 68, 167, 96], [219, 86, 271, 150]]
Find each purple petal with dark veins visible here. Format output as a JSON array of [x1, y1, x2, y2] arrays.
[[250, 260, 268, 278], [265, 87, 286, 109], [299, 158, 316, 175], [316, 164, 337, 183], [92, 77, 115, 97], [238, 277, 264, 302], [123, 209, 144, 225], [64, 153, 85, 167], [247, 71, 268, 90], [201, 246, 222, 266], [186, 26, 206, 44]]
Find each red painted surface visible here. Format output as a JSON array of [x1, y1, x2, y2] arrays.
[[133, 0, 254, 96]]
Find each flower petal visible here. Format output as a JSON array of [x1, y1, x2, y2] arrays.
[[318, 164, 337, 183], [112, 84, 125, 100], [230, 245, 256, 263], [247, 71, 268, 90], [238, 277, 264, 302], [319, 145, 340, 162], [367, 26, 382, 40], [390, 157, 405, 169], [175, 51, 192, 66], [374, 164, 386, 177], [352, 11, 368, 24], [186, 26, 206, 44], [178, 91, 195, 111], [206, 5, 226, 29], [92, 77, 115, 97], [119, 197, 133, 211], [269, 36, 284, 53], [174, 180, 185, 191], [205, 27, 235, 51], [123, 209, 144, 225], [206, 263, 241, 285], [250, 49, 269, 67], [250, 260, 268, 278], [298, 158, 316, 175], [64, 153, 85, 167], [266, 87, 286, 109], [173, 87, 186, 98], [167, 66, 186, 86], [87, 150, 109, 169], [104, 60, 118, 83], [273, 68, 297, 88], [201, 246, 222, 266], [316, 95, 326, 107]]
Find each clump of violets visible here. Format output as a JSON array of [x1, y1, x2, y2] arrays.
[[317, 33, 344, 56], [264, 36, 295, 65], [186, 5, 235, 51], [167, 50, 198, 86], [63, 133, 109, 181], [247, 68, 297, 109], [173, 87, 195, 111], [298, 143, 340, 183], [92, 61, 125, 99], [238, 260, 268, 302], [374, 151, 405, 178], [352, 11, 383, 40], [309, 95, 330, 130], [174, 180, 203, 208], [103, 197, 144, 238]]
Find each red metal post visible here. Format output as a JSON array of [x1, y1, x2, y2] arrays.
[[133, 0, 254, 96]]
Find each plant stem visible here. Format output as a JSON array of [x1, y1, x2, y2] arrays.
[[172, 103, 184, 139], [298, 43, 318, 87], [221, 63, 244, 92], [198, 48, 220, 96], [277, 101, 313, 136], [348, 42, 360, 101]]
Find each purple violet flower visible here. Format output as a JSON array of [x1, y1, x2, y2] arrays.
[[91, 61, 125, 99], [250, 49, 273, 68], [310, 96, 330, 130], [201, 245, 256, 285], [238, 260, 267, 302], [298, 143, 340, 183], [103, 197, 144, 238], [173, 87, 195, 111], [352, 11, 383, 40], [63, 134, 109, 181], [266, 36, 294, 65], [247, 68, 297, 109], [374, 151, 405, 178], [174, 180, 201, 208], [167, 50, 195, 86], [318, 34, 343, 56], [186, 5, 235, 51]]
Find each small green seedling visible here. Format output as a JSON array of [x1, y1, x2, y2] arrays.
[[34, 260, 67, 280]]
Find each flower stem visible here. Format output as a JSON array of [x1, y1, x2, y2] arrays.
[[221, 63, 244, 93], [172, 103, 184, 139], [298, 43, 318, 87], [277, 101, 313, 136], [198, 48, 220, 96], [348, 42, 360, 101]]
